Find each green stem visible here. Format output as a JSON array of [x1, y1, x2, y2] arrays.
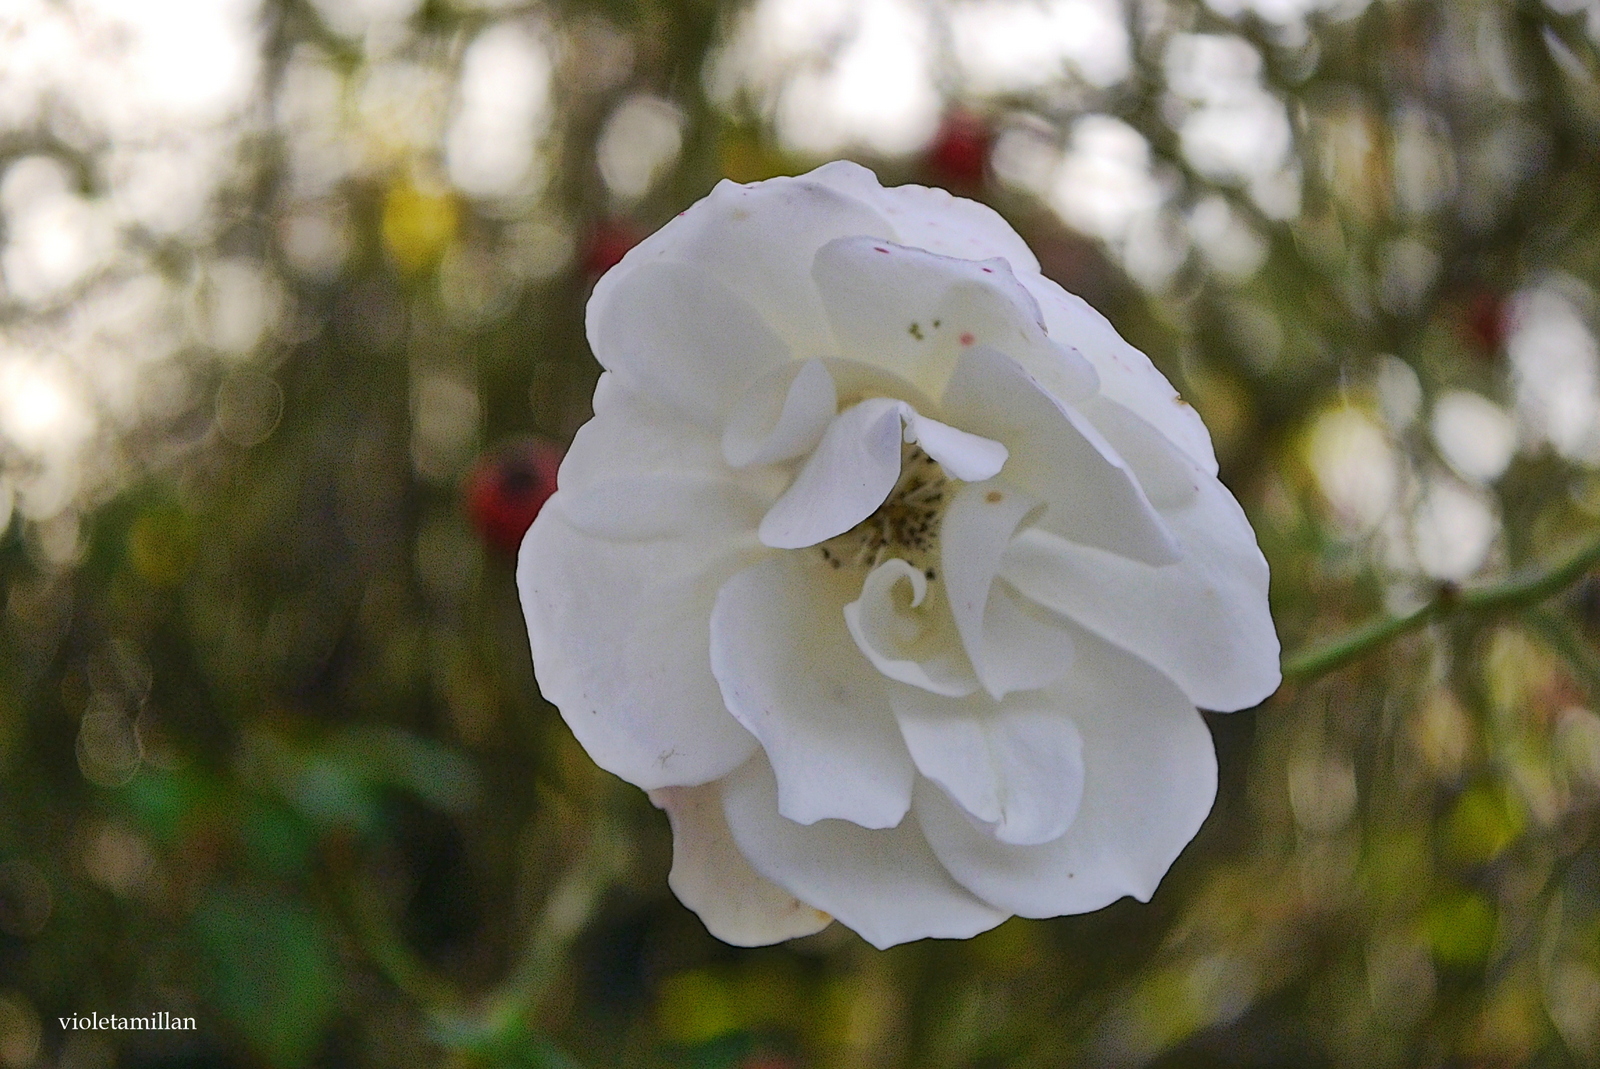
[[1281, 531, 1600, 682]]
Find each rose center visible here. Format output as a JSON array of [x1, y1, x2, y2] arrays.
[[816, 444, 947, 576]]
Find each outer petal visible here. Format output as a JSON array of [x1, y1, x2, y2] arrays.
[[1020, 271, 1219, 475], [518, 509, 761, 790], [941, 344, 1179, 565], [813, 236, 1096, 403], [999, 461, 1280, 713], [650, 783, 832, 947], [556, 375, 781, 542], [589, 260, 790, 432], [709, 555, 915, 829], [722, 754, 1009, 949], [916, 631, 1217, 918], [889, 683, 1085, 847], [804, 160, 1042, 273], [591, 173, 893, 364]]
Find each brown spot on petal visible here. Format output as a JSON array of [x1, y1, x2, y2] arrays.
[[986, 490, 1003, 503]]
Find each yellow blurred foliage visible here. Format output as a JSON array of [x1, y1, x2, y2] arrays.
[[656, 969, 738, 1046], [127, 509, 195, 587], [382, 182, 458, 273]]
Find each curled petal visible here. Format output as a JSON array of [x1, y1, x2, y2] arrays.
[[942, 480, 1079, 700], [902, 409, 1008, 482], [722, 358, 839, 469], [710, 555, 914, 829], [758, 398, 905, 549], [650, 783, 832, 947], [722, 754, 1008, 950], [916, 631, 1217, 918], [844, 558, 979, 697], [558, 375, 780, 542], [889, 683, 1085, 846], [978, 579, 1078, 697], [941, 344, 1180, 565]]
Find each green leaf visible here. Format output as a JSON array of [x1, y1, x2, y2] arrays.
[[191, 886, 339, 1067]]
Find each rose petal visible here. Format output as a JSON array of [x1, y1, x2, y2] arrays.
[[592, 174, 893, 364], [843, 558, 979, 697], [722, 358, 839, 468], [518, 509, 761, 790], [813, 236, 1096, 402], [1077, 395, 1200, 509], [903, 408, 1008, 482], [1021, 271, 1219, 476], [710, 555, 915, 829], [562, 373, 728, 487], [916, 631, 1217, 917], [889, 683, 1085, 846], [978, 578, 1078, 696], [758, 398, 904, 549], [999, 472, 1280, 713], [804, 161, 1043, 274], [555, 376, 778, 542], [722, 754, 1009, 949], [650, 782, 832, 946], [942, 480, 1078, 700], [941, 344, 1180, 565], [588, 260, 791, 432]]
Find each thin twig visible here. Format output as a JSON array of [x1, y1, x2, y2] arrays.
[[1281, 531, 1600, 682]]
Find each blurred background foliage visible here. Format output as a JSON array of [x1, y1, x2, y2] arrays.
[[2, 0, 1600, 1066]]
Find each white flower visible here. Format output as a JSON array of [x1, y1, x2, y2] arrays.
[[518, 162, 1279, 949]]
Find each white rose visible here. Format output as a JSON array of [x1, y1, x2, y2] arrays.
[[518, 161, 1279, 949]]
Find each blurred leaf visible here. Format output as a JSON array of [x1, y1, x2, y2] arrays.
[[330, 724, 481, 814], [117, 768, 214, 846], [1423, 890, 1497, 968], [191, 886, 338, 1067], [657, 970, 739, 1046], [1443, 784, 1525, 865]]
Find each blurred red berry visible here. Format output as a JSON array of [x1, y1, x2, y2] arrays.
[[1462, 290, 1508, 355], [583, 218, 644, 278], [926, 110, 991, 192], [464, 437, 563, 555]]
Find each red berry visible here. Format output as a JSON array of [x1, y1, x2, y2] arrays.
[[583, 218, 644, 278], [926, 110, 991, 192], [464, 438, 564, 555], [1463, 290, 1508, 355]]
